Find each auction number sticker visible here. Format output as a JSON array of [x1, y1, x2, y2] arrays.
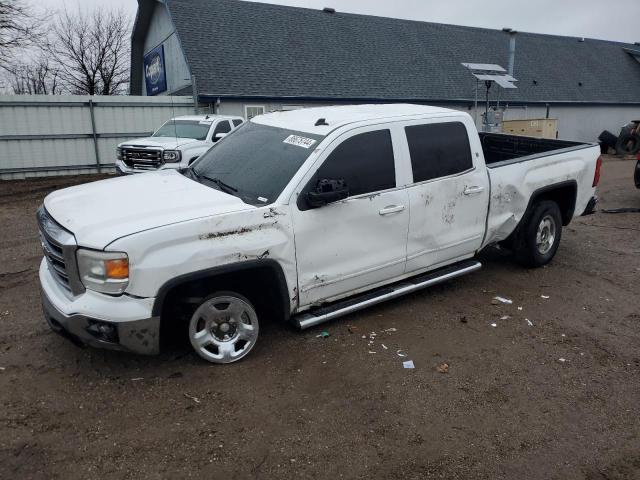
[[283, 135, 317, 149]]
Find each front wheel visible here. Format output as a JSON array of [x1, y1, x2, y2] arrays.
[[188, 292, 260, 364], [514, 201, 563, 268]]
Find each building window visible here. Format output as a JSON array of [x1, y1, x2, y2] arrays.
[[245, 105, 266, 120]]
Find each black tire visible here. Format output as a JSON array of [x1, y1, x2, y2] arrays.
[[514, 201, 563, 268], [598, 130, 618, 150], [615, 133, 640, 155]]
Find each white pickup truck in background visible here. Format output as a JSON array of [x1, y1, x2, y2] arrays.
[[39, 104, 601, 364], [115, 114, 244, 174]]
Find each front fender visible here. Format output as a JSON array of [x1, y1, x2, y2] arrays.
[[108, 205, 298, 312]]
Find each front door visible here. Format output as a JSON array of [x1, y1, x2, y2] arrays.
[[292, 127, 410, 306]]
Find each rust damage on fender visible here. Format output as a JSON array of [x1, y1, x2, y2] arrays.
[[198, 223, 277, 240], [199, 227, 253, 240]]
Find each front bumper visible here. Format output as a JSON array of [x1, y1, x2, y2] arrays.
[[40, 259, 160, 355]]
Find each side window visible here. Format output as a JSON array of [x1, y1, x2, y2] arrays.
[[316, 129, 396, 197], [405, 122, 473, 183], [212, 121, 231, 140], [232, 119, 243, 127]]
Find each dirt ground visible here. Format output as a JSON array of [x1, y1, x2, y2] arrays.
[[1, 156, 639, 480]]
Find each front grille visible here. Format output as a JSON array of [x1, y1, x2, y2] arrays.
[[40, 232, 70, 289], [37, 207, 84, 295], [122, 147, 163, 170]]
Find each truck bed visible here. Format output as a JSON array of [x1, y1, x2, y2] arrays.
[[479, 132, 589, 167], [481, 132, 600, 249]]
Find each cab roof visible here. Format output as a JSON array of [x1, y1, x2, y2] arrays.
[[252, 104, 461, 135], [172, 114, 243, 121]]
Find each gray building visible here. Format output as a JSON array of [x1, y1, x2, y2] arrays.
[[130, 0, 640, 141]]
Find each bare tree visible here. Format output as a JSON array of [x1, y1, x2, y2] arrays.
[[0, 0, 45, 72], [47, 8, 130, 95], [6, 56, 61, 94]]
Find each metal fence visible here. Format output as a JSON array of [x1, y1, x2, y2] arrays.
[[0, 95, 195, 180]]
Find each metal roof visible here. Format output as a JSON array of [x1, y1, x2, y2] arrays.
[[132, 0, 640, 104]]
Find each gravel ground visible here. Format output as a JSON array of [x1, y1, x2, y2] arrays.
[[1, 157, 639, 480]]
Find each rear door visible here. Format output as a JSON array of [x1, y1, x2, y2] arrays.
[[401, 118, 490, 272], [291, 125, 410, 306]]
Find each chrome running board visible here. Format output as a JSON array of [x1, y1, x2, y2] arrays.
[[294, 260, 482, 330]]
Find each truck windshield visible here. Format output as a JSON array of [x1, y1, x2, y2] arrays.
[[153, 120, 211, 140], [191, 122, 324, 205]]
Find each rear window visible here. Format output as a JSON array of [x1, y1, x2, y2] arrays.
[[405, 122, 473, 183]]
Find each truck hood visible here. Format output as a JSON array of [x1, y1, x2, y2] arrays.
[[44, 170, 252, 249], [119, 137, 200, 149]]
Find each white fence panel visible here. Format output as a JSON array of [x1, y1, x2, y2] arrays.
[[0, 95, 195, 180]]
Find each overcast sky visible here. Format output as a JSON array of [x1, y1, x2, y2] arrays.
[[35, 0, 640, 44]]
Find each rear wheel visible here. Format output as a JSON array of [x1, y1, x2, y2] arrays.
[[514, 201, 563, 268], [188, 292, 259, 364]]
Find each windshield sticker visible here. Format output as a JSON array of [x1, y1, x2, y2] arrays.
[[283, 135, 317, 149], [257, 197, 269, 203]]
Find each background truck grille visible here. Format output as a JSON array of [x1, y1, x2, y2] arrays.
[[122, 147, 163, 170], [37, 207, 85, 295]]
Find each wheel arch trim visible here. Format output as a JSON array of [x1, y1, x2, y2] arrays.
[[151, 259, 291, 321], [521, 180, 578, 227]]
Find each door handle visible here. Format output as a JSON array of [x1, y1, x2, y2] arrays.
[[464, 186, 485, 196], [379, 205, 406, 216]]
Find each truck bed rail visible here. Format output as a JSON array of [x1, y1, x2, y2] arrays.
[[480, 132, 591, 168]]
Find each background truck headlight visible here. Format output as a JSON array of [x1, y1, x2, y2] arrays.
[[77, 250, 129, 295], [163, 150, 181, 162]]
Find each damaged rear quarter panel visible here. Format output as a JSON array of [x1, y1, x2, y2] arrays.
[[108, 206, 297, 309], [484, 149, 596, 245]]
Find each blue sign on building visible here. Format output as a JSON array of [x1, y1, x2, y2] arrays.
[[144, 45, 167, 96]]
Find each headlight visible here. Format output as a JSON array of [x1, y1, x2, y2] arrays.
[[163, 150, 182, 162], [116, 147, 123, 160], [77, 249, 129, 295]]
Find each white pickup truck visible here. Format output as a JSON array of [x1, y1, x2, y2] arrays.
[[115, 114, 244, 174], [39, 105, 601, 364]]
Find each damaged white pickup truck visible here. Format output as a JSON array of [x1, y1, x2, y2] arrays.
[[39, 105, 601, 364]]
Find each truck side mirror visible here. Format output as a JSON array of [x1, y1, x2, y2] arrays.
[[306, 178, 349, 208], [214, 133, 228, 142]]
